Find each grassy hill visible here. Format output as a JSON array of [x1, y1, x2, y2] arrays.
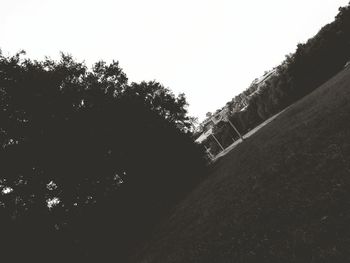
[[130, 67, 350, 262]]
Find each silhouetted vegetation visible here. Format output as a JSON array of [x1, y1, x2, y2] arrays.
[[203, 3, 350, 154], [130, 46, 350, 263], [0, 51, 206, 262]]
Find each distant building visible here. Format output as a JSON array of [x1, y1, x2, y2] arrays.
[[195, 127, 213, 143], [251, 68, 277, 87], [195, 69, 277, 144], [246, 68, 277, 98], [195, 106, 230, 143]]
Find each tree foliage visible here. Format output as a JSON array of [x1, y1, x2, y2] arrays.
[[203, 3, 350, 154], [0, 51, 206, 262]]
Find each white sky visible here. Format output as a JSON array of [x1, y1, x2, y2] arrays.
[[1, 0, 349, 121]]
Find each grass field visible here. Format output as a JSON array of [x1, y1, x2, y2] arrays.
[[130, 67, 350, 263]]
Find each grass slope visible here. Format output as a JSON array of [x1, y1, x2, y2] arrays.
[[131, 68, 350, 263]]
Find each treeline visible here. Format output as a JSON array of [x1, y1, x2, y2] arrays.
[[0, 51, 207, 262], [205, 3, 350, 155]]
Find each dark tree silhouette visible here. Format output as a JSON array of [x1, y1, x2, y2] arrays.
[[201, 2, 350, 152], [0, 51, 206, 262]]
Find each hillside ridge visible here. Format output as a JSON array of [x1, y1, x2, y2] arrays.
[[131, 67, 350, 262]]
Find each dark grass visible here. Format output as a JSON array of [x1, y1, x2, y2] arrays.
[[130, 68, 350, 263]]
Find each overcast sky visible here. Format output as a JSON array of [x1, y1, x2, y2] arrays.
[[1, 0, 349, 120]]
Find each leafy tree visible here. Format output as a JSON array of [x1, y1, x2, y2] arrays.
[[0, 51, 206, 262], [201, 2, 350, 152]]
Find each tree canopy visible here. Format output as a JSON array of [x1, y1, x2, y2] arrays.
[[0, 51, 206, 262], [202, 3, 350, 155]]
